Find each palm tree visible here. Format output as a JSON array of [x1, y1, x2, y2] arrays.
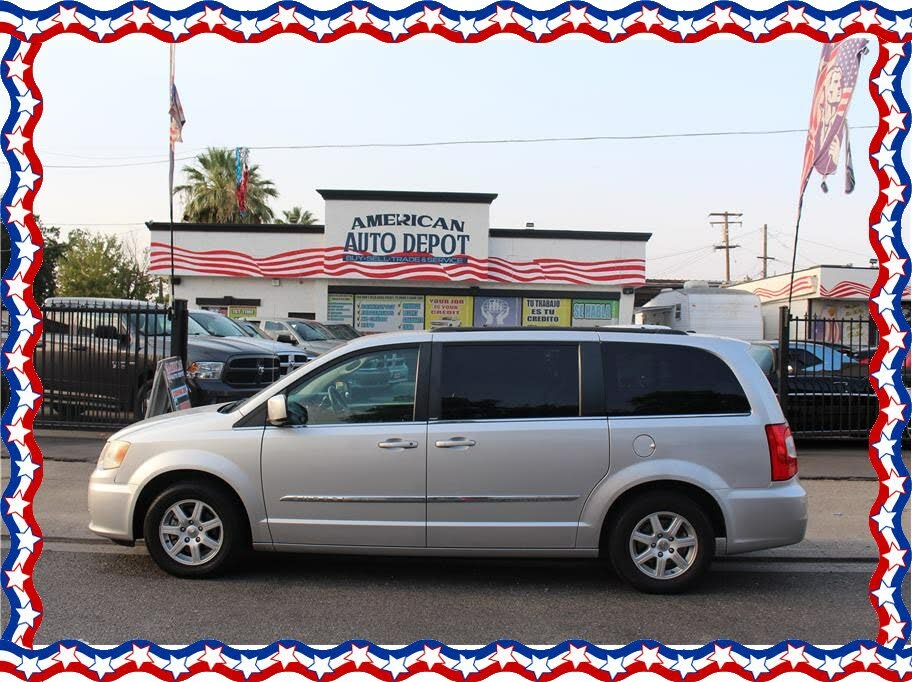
[[279, 207, 318, 225], [175, 147, 278, 224]]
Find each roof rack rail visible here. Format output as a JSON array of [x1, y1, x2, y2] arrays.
[[430, 326, 688, 335]]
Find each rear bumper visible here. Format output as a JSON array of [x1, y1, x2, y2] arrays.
[[717, 478, 808, 555]]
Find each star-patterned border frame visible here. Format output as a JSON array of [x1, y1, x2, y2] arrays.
[[0, 1, 910, 679]]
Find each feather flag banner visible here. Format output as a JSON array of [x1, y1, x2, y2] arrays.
[[235, 146, 250, 216], [799, 38, 868, 195]]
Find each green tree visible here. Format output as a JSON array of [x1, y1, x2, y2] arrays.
[[1, 219, 67, 305], [279, 207, 318, 225], [57, 230, 156, 300], [175, 147, 278, 224]]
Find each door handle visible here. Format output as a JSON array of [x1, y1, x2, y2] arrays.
[[435, 438, 477, 449], [378, 439, 419, 450]]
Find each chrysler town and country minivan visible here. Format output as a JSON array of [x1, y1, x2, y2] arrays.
[[87, 328, 807, 593]]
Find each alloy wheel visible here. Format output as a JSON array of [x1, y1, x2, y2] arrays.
[[628, 511, 698, 580], [159, 499, 224, 566]]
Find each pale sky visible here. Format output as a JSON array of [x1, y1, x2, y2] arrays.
[[2, 29, 906, 282]]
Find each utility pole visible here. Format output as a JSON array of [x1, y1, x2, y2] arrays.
[[709, 211, 742, 283], [757, 224, 776, 278]]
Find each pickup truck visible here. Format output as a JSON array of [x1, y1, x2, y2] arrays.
[[38, 297, 283, 421]]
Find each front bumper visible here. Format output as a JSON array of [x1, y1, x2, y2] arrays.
[[717, 477, 808, 555], [87, 466, 136, 543]]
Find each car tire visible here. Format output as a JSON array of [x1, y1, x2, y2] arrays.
[[143, 482, 245, 578], [134, 380, 153, 421], [608, 491, 713, 594]]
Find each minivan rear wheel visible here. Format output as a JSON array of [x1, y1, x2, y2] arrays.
[[608, 491, 713, 594], [143, 482, 243, 578]]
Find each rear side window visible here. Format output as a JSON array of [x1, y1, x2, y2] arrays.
[[603, 342, 750, 416], [438, 344, 580, 421]]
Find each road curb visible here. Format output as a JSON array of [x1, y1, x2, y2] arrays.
[[34, 429, 112, 440]]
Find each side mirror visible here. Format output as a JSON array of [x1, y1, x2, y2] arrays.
[[277, 333, 297, 345], [267, 395, 288, 426]]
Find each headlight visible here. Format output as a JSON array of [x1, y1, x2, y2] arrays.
[[98, 440, 130, 470], [187, 361, 224, 380]]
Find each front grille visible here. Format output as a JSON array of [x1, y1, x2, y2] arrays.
[[277, 354, 310, 375], [224, 356, 281, 386]]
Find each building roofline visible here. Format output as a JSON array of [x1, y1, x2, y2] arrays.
[[316, 189, 498, 204], [147, 221, 325, 234], [490, 228, 651, 242]]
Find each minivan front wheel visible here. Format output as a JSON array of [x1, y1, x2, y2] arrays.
[[609, 492, 713, 594], [143, 483, 243, 578]]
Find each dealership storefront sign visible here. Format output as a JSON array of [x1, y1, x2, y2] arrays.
[[321, 190, 493, 277], [344, 214, 472, 264]]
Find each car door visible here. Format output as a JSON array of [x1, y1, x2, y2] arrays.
[[426, 337, 609, 549], [260, 342, 429, 547]]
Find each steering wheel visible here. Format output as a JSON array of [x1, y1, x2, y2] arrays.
[[327, 384, 349, 415], [286, 397, 309, 425]]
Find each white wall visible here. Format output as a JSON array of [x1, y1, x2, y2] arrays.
[[177, 276, 326, 320]]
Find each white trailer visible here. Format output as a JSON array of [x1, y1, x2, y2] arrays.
[[635, 282, 764, 341]]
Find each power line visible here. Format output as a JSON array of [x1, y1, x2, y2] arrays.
[[42, 124, 879, 170]]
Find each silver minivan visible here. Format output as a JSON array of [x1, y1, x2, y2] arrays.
[[87, 328, 807, 593]]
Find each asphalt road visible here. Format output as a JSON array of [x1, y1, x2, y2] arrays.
[[1, 440, 900, 646]]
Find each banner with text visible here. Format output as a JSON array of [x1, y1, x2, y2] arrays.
[[425, 295, 474, 329], [354, 295, 425, 332], [522, 298, 571, 327], [327, 293, 355, 325], [572, 299, 618, 326]]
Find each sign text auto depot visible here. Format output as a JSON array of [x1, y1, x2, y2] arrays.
[[343, 213, 471, 263]]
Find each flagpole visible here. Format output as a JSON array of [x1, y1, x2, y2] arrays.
[[786, 182, 809, 314], [168, 44, 176, 304]]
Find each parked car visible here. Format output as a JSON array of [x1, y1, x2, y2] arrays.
[[755, 340, 871, 374], [749, 341, 877, 438], [323, 323, 360, 340], [189, 310, 314, 375], [259, 318, 346, 355], [235, 319, 273, 340], [88, 327, 806, 593], [39, 297, 283, 418]]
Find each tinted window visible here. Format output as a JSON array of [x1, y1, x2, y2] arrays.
[[439, 344, 579, 421], [603, 343, 749, 416], [286, 347, 419, 425], [264, 321, 283, 332]]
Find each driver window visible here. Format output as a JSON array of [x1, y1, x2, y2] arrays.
[[285, 347, 419, 426]]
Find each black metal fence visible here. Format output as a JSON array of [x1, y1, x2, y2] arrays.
[[35, 299, 186, 430], [775, 308, 880, 438]]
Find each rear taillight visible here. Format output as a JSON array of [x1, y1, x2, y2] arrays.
[[766, 423, 798, 481]]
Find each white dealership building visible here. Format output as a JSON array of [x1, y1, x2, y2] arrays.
[[149, 189, 651, 332]]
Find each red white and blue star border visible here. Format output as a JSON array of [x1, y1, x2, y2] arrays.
[[0, 0, 910, 678], [0, 1, 911, 43]]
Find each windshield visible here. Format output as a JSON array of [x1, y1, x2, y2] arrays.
[[191, 313, 247, 337], [131, 312, 171, 336], [289, 320, 331, 341], [239, 321, 271, 339]]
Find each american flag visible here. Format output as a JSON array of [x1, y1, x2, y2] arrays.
[[168, 46, 185, 148], [800, 38, 867, 196]]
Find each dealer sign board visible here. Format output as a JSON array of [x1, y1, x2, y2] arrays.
[[322, 192, 492, 278]]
